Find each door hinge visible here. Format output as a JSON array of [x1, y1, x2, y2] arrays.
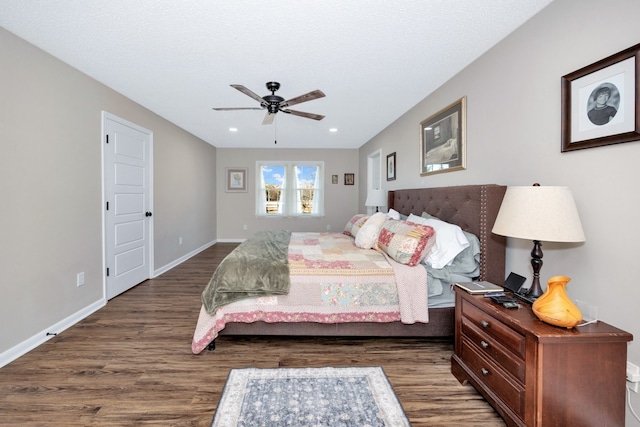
[[106, 268, 110, 277]]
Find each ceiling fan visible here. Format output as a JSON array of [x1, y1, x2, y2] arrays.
[[212, 81, 325, 125]]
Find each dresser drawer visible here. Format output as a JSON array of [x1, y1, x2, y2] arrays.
[[460, 298, 525, 358], [461, 317, 526, 383], [460, 337, 526, 419]]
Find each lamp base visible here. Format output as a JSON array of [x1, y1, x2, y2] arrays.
[[532, 275, 582, 328], [527, 240, 544, 298]]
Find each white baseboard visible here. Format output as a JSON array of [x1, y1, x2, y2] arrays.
[[215, 238, 245, 243], [2, 239, 221, 368], [153, 239, 217, 277], [0, 298, 106, 368]]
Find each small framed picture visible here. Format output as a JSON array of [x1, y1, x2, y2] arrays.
[[225, 167, 248, 192], [331, 174, 338, 184], [420, 97, 466, 176], [386, 152, 396, 181], [561, 43, 640, 152], [344, 173, 354, 185]]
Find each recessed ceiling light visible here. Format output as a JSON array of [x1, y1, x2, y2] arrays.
[[229, 127, 238, 132], [329, 128, 338, 132]]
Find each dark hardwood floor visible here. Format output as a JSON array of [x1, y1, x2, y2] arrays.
[[0, 243, 505, 426]]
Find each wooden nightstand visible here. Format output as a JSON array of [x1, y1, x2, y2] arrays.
[[451, 286, 632, 427]]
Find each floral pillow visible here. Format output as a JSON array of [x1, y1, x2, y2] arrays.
[[377, 219, 436, 266], [355, 212, 387, 249], [343, 214, 369, 237]]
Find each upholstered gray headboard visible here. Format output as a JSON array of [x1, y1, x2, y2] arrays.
[[388, 184, 507, 285]]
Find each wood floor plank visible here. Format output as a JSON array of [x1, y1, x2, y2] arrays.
[[0, 243, 505, 426]]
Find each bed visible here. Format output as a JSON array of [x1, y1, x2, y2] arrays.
[[192, 184, 506, 354]]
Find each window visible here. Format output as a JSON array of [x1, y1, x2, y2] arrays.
[[256, 161, 324, 217]]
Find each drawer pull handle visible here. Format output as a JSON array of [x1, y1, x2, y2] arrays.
[[481, 320, 489, 328], [481, 341, 489, 349], [481, 368, 490, 376]]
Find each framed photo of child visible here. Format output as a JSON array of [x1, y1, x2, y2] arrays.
[[561, 43, 640, 152]]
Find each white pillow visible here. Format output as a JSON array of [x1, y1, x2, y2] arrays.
[[407, 214, 470, 269], [355, 212, 387, 249], [406, 213, 429, 225], [386, 208, 401, 220]]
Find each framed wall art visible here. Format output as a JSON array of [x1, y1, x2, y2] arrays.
[[386, 152, 396, 181], [331, 174, 338, 184], [225, 167, 248, 192], [344, 173, 354, 185], [420, 97, 466, 176], [561, 43, 640, 152]]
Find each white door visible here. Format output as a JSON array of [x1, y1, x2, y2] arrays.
[[103, 113, 153, 300]]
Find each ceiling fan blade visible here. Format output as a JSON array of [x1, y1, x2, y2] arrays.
[[282, 109, 325, 121], [281, 90, 325, 107], [212, 107, 264, 111], [262, 112, 276, 125], [230, 84, 266, 105]]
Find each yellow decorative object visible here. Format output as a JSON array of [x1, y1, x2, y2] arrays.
[[532, 275, 582, 328]]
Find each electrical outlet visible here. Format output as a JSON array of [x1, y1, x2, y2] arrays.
[[629, 381, 639, 393], [326, 224, 331, 231], [243, 224, 248, 230], [76, 272, 85, 287], [179, 237, 183, 245]]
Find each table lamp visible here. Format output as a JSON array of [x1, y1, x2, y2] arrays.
[[492, 185, 586, 300], [365, 188, 387, 213]]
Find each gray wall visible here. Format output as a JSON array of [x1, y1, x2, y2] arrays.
[[0, 27, 216, 359], [3, 1, 640, 421], [359, 0, 640, 423], [216, 148, 359, 239]]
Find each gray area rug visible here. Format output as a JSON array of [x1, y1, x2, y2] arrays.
[[211, 366, 411, 427]]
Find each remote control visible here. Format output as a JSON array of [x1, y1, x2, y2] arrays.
[[490, 295, 517, 304], [502, 301, 519, 309]]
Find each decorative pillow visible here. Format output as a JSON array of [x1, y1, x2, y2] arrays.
[[343, 214, 369, 237], [408, 213, 470, 269], [355, 212, 387, 249], [377, 219, 436, 266]]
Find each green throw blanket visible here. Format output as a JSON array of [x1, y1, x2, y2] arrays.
[[201, 230, 292, 314]]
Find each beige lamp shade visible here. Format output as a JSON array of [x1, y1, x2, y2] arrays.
[[365, 189, 387, 209], [492, 186, 585, 243]]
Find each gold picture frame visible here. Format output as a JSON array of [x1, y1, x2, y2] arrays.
[[420, 97, 466, 176]]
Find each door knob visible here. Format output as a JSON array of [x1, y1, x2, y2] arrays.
[[145, 212, 152, 217]]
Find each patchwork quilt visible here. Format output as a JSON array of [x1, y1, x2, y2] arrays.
[[192, 232, 428, 354]]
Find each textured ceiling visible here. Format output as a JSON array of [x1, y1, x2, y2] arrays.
[[1, 0, 553, 149]]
